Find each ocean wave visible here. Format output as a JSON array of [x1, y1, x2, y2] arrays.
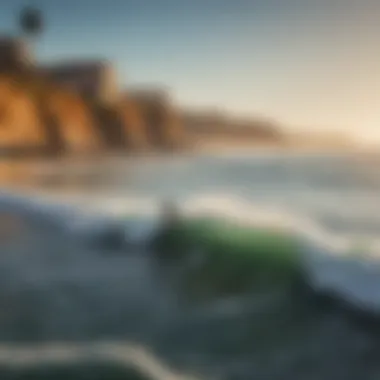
[[1, 190, 380, 378], [2, 189, 380, 313]]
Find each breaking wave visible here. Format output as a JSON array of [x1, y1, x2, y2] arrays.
[[1, 189, 380, 379]]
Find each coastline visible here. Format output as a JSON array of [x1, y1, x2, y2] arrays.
[[0, 142, 373, 193]]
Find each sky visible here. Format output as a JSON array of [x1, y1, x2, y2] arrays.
[[0, 0, 379, 135]]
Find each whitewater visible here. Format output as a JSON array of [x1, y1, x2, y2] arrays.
[[1, 152, 380, 379]]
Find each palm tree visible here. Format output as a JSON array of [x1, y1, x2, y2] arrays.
[[18, 6, 65, 156], [18, 6, 43, 68], [19, 6, 43, 41]]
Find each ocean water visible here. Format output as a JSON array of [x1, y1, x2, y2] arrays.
[[2, 152, 380, 379], [44, 152, 380, 253]]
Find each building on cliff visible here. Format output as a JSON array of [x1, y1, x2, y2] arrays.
[[41, 60, 119, 105]]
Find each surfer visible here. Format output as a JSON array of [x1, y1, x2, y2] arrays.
[[149, 199, 182, 256], [160, 199, 181, 230]]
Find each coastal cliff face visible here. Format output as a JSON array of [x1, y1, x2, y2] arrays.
[[0, 64, 284, 158], [129, 91, 185, 150], [118, 98, 148, 150], [46, 88, 102, 154], [0, 37, 285, 159], [0, 75, 45, 149], [0, 72, 104, 155], [0, 70, 185, 158]]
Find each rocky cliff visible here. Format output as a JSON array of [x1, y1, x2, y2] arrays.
[[0, 69, 185, 158], [128, 90, 185, 151], [0, 70, 104, 156], [0, 74, 45, 151]]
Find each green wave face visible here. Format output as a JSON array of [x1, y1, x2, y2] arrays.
[[153, 217, 303, 300]]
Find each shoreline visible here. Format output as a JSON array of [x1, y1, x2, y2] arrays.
[[0, 147, 341, 189]]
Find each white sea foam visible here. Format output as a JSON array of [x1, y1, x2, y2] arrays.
[[0, 342, 194, 380]]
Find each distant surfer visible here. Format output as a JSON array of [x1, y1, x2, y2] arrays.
[[149, 199, 182, 256], [160, 199, 181, 230]]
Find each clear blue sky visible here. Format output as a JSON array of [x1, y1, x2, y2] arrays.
[[0, 0, 379, 135]]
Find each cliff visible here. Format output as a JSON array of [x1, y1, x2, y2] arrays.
[[0, 70, 104, 156], [0, 67, 280, 159], [0, 36, 284, 159], [128, 89, 185, 150], [0, 67, 187, 159], [0, 74, 45, 150], [118, 97, 148, 150], [180, 109, 284, 149], [88, 97, 148, 152]]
